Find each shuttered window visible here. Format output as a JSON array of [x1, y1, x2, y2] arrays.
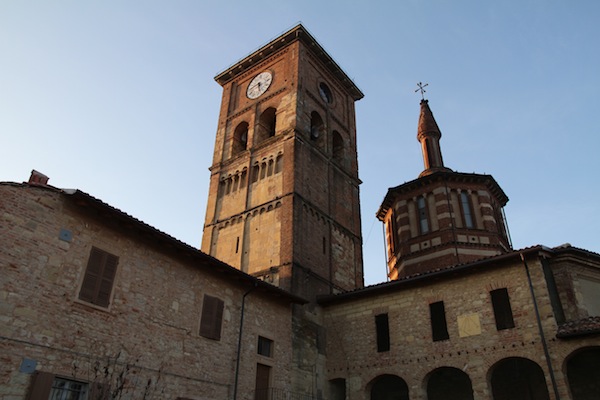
[[27, 372, 91, 400], [200, 294, 224, 340], [79, 247, 119, 308]]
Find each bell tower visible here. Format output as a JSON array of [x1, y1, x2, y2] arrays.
[[201, 24, 364, 299]]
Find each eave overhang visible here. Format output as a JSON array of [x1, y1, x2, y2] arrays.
[[318, 246, 551, 306], [0, 182, 307, 305]]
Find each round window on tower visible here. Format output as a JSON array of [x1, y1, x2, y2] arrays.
[[319, 82, 333, 104]]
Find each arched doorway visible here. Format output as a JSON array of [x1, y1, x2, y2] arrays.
[[427, 367, 474, 400], [566, 347, 600, 399], [490, 357, 550, 400], [370, 374, 409, 400]]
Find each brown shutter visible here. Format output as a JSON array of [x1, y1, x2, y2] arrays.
[[27, 371, 54, 400], [200, 295, 224, 340], [96, 252, 118, 307], [79, 247, 119, 307]]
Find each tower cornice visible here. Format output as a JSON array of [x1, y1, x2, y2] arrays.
[[376, 171, 509, 220], [214, 24, 364, 100]]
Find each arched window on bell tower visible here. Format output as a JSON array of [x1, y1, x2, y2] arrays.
[[332, 130, 344, 163], [255, 107, 277, 145], [232, 122, 248, 156], [310, 111, 324, 142]]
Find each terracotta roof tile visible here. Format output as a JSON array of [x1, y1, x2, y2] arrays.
[[557, 316, 600, 338]]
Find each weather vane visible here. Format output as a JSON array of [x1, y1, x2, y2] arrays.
[[415, 82, 428, 100]]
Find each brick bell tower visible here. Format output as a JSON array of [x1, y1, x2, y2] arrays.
[[377, 97, 512, 279], [201, 24, 364, 299]]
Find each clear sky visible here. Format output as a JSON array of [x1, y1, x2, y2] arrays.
[[2, 1, 599, 285]]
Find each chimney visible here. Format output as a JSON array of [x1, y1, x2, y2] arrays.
[[28, 170, 49, 186]]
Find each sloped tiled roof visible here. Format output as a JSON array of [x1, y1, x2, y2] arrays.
[[557, 316, 600, 338]]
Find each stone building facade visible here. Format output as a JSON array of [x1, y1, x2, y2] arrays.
[[0, 180, 303, 400], [1, 24, 600, 400]]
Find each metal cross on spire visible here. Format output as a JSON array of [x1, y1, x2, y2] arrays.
[[415, 82, 428, 100]]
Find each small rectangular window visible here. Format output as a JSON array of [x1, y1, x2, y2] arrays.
[[258, 336, 273, 357], [375, 313, 390, 352], [430, 301, 449, 341], [28, 372, 91, 400], [491, 288, 515, 330], [79, 247, 119, 308], [200, 295, 224, 340]]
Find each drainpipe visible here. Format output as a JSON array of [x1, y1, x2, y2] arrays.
[[520, 253, 560, 400], [233, 283, 257, 400]]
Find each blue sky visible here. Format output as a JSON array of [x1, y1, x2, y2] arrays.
[[2, 1, 599, 285]]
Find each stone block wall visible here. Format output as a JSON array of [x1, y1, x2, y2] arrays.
[[0, 184, 294, 400]]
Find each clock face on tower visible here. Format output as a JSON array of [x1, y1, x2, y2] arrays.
[[246, 71, 273, 99]]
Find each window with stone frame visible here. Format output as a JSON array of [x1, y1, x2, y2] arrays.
[[430, 301, 450, 341], [78, 247, 119, 308], [200, 294, 224, 340], [490, 288, 515, 330]]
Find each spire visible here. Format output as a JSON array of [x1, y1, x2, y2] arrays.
[[417, 99, 451, 177]]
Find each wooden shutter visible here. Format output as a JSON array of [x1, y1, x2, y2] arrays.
[[79, 247, 119, 307], [199, 295, 224, 340], [27, 371, 54, 400]]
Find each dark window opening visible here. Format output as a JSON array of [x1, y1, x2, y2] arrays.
[[430, 301, 449, 341], [332, 130, 344, 162], [79, 247, 119, 308], [257, 336, 273, 357], [375, 313, 390, 352], [232, 122, 249, 155], [200, 295, 224, 340], [491, 288, 515, 330], [310, 111, 324, 141], [256, 108, 277, 145]]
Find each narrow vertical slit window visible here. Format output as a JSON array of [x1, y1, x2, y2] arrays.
[[375, 313, 390, 352], [430, 301, 449, 341], [417, 196, 429, 234], [490, 288, 515, 330], [460, 191, 474, 228]]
